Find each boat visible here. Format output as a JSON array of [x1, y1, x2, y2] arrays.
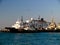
[[1, 16, 60, 33]]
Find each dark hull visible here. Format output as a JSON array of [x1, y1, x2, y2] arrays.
[[2, 27, 60, 33], [9, 30, 60, 33]]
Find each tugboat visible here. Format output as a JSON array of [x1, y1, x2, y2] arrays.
[[45, 18, 56, 30], [45, 18, 60, 32]]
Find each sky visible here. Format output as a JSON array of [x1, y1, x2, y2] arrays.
[[0, 0, 60, 28]]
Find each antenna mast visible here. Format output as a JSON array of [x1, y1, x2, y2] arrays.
[[21, 16, 23, 22]]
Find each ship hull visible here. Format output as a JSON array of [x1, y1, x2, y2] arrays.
[[1, 27, 60, 33], [9, 30, 60, 33]]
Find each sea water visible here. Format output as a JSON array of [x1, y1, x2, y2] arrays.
[[0, 32, 60, 45]]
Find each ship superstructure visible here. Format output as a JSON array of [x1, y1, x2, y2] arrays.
[[12, 19, 20, 29], [5, 16, 48, 31], [46, 18, 56, 30], [23, 17, 48, 30]]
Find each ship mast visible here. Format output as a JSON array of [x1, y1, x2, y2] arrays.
[[51, 17, 54, 23], [38, 16, 40, 20], [21, 16, 23, 22]]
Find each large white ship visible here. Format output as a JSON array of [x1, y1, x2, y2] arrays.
[[1, 16, 60, 33]]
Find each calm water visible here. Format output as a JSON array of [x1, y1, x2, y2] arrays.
[[0, 32, 60, 45]]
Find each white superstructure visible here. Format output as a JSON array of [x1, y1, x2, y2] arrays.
[[12, 18, 23, 29], [12, 19, 20, 29], [46, 18, 56, 30], [11, 16, 49, 30]]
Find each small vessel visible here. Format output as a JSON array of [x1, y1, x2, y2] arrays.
[[45, 18, 56, 30]]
